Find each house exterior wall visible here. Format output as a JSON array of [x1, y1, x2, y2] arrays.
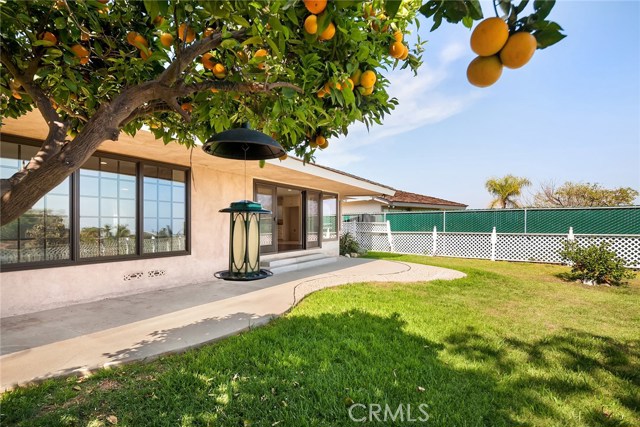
[[0, 135, 357, 317], [341, 200, 384, 215]]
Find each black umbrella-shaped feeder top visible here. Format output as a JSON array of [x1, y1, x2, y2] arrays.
[[202, 123, 286, 161]]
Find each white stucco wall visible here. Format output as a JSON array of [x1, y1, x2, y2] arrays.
[[341, 200, 384, 215], [0, 162, 341, 318]]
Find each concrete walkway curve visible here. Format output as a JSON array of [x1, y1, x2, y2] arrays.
[[0, 258, 464, 392]]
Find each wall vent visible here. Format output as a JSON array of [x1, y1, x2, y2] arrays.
[[123, 272, 144, 281], [148, 269, 166, 278]]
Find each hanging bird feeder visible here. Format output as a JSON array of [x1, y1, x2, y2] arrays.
[[203, 123, 286, 281]]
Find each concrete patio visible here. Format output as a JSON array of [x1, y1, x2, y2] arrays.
[[0, 257, 464, 392]]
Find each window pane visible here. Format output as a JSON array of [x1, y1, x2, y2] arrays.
[[79, 156, 137, 258], [143, 166, 188, 254], [322, 194, 338, 240], [0, 142, 71, 266]]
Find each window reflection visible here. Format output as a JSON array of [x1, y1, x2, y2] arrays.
[[322, 194, 338, 240], [79, 158, 137, 258], [143, 166, 186, 253], [0, 142, 71, 264]]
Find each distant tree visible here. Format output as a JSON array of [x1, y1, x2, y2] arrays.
[[533, 182, 639, 208], [485, 174, 531, 208]]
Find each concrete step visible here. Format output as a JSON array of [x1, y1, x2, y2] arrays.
[[261, 252, 328, 268], [261, 255, 337, 275]]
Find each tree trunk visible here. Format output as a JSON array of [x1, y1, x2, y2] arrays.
[[1, 116, 115, 226]]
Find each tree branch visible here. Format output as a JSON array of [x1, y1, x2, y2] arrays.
[[159, 29, 246, 85], [174, 80, 304, 98]]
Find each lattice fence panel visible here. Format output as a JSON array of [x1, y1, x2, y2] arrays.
[[574, 235, 640, 269], [496, 234, 567, 263], [343, 222, 392, 252], [437, 233, 492, 259], [392, 233, 434, 255]]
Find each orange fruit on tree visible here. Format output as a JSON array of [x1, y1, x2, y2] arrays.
[[181, 102, 193, 112], [139, 49, 152, 60], [466, 55, 503, 87], [358, 86, 373, 96], [71, 44, 89, 58], [389, 41, 404, 58], [499, 31, 537, 69], [12, 91, 21, 100], [325, 81, 342, 91], [133, 34, 148, 49], [213, 63, 226, 79], [317, 88, 328, 98], [178, 23, 195, 43], [204, 27, 215, 38], [304, 0, 327, 14], [236, 50, 248, 63], [360, 70, 376, 88], [126, 31, 139, 46], [393, 30, 403, 43], [470, 17, 509, 56], [399, 45, 409, 60], [81, 31, 90, 41], [304, 14, 318, 35], [79, 57, 90, 65], [318, 139, 329, 149], [363, 3, 375, 18], [160, 33, 174, 48], [315, 135, 326, 147], [40, 31, 57, 45], [202, 52, 215, 70], [318, 22, 335, 41], [210, 88, 219, 93], [345, 78, 354, 90], [254, 48, 268, 69]]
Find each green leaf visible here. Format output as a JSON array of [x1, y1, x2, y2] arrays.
[[64, 79, 77, 92], [221, 39, 238, 49], [533, 0, 555, 20], [462, 16, 473, 29], [259, 159, 266, 168], [232, 15, 251, 28], [143, 0, 160, 20], [242, 36, 263, 46], [281, 87, 297, 99], [266, 37, 281, 58], [534, 28, 566, 49], [54, 17, 66, 30], [384, 0, 402, 19]]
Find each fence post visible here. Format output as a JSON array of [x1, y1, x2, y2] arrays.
[[567, 227, 575, 241], [432, 226, 438, 256], [386, 220, 395, 252], [490, 227, 497, 261]]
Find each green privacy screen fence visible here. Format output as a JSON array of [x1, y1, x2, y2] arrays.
[[343, 206, 640, 235]]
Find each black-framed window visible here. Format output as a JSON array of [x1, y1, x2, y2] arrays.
[[143, 166, 186, 253], [0, 139, 190, 271], [322, 193, 338, 240], [80, 156, 137, 258], [0, 142, 71, 264]]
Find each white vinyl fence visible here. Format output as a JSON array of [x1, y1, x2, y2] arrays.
[[342, 221, 640, 268]]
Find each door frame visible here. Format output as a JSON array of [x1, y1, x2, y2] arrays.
[[255, 182, 277, 254], [254, 180, 328, 254]]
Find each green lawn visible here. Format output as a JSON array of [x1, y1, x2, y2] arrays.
[[2, 255, 639, 426]]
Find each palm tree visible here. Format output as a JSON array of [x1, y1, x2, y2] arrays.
[[485, 175, 532, 208]]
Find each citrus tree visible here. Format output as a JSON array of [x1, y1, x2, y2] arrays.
[[0, 0, 564, 226]]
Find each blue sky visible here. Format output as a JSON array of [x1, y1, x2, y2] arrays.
[[315, 1, 640, 208]]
